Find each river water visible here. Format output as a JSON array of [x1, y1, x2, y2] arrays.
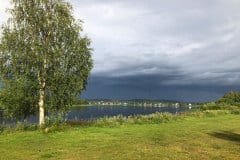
[[0, 105, 189, 124]]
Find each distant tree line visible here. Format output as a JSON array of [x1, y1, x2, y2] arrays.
[[201, 91, 240, 110]]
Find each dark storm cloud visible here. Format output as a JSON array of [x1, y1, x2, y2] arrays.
[[82, 75, 240, 102]]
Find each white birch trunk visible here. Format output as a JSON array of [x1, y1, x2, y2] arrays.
[[39, 87, 45, 126], [38, 58, 47, 127]]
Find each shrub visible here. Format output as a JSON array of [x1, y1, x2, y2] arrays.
[[230, 108, 240, 115], [44, 115, 65, 127], [41, 115, 69, 133], [200, 102, 222, 110]]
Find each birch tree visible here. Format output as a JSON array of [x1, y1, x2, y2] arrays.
[[0, 0, 93, 126]]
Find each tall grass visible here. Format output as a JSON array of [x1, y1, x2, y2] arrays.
[[93, 110, 233, 127]]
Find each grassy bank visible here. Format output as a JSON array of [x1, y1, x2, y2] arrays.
[[0, 112, 240, 159]]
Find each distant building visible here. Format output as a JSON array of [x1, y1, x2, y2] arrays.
[[188, 103, 192, 109], [175, 103, 179, 107]]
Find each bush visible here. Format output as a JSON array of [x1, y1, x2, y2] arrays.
[[44, 115, 65, 127], [200, 103, 240, 111], [41, 115, 68, 133], [230, 108, 240, 115], [200, 102, 222, 110]]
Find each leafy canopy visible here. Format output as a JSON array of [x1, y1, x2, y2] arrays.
[[0, 0, 93, 118]]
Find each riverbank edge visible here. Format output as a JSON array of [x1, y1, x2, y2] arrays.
[[0, 109, 238, 134]]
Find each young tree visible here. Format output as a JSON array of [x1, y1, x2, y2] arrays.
[[0, 0, 93, 126]]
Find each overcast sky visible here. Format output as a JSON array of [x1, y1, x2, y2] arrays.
[[1, 0, 240, 102]]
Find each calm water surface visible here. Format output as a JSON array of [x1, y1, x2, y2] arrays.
[[0, 105, 189, 124], [68, 105, 188, 120]]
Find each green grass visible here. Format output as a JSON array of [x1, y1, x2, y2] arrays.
[[0, 114, 240, 159]]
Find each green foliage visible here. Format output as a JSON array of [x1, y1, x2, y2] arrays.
[[230, 108, 240, 115], [44, 115, 65, 127], [200, 91, 240, 111], [200, 102, 222, 110], [73, 99, 89, 105], [0, 79, 38, 119], [0, 0, 93, 119], [217, 91, 240, 106], [41, 115, 70, 133]]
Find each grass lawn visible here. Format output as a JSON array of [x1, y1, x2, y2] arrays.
[[0, 114, 240, 160]]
